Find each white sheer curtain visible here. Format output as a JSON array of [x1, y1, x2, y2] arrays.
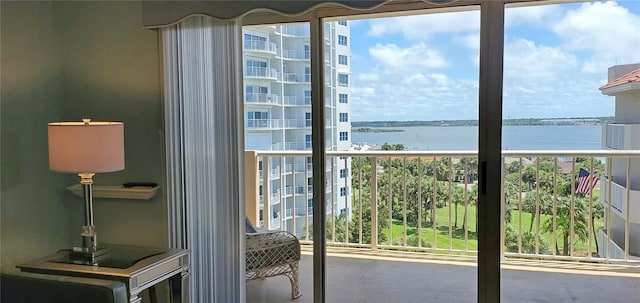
[[161, 16, 245, 303]]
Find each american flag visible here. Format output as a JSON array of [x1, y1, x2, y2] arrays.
[[576, 168, 599, 194]]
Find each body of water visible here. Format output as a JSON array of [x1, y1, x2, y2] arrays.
[[352, 125, 602, 150]]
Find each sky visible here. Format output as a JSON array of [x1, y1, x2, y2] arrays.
[[347, 1, 640, 121]]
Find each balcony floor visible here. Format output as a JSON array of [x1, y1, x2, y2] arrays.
[[247, 248, 640, 303]]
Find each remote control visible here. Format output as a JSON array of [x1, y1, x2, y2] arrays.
[[123, 182, 158, 188]]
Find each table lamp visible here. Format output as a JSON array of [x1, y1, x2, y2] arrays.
[[48, 119, 124, 261]]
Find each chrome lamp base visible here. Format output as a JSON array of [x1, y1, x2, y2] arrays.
[[70, 246, 111, 261], [69, 174, 111, 264]]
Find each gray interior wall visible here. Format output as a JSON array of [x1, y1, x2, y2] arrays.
[[1, 1, 76, 273], [56, 1, 166, 248], [1, 1, 166, 272]]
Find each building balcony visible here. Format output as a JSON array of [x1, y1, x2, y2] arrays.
[[279, 163, 308, 174], [271, 142, 307, 151], [245, 93, 280, 105], [245, 149, 640, 262], [244, 67, 279, 80], [247, 248, 640, 303], [284, 207, 313, 219], [283, 119, 311, 129], [603, 123, 640, 149], [277, 24, 310, 37], [282, 96, 312, 106], [598, 229, 625, 260], [599, 176, 640, 224], [282, 72, 311, 83], [281, 49, 310, 60], [243, 40, 277, 55], [245, 119, 281, 129]]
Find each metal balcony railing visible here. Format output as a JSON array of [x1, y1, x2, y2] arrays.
[[270, 142, 308, 151], [283, 96, 312, 106], [604, 123, 640, 150], [282, 49, 311, 60], [244, 67, 278, 79], [245, 93, 280, 104], [282, 73, 311, 83], [246, 119, 281, 129], [278, 24, 310, 37], [244, 40, 277, 54], [283, 119, 309, 128], [246, 149, 640, 263]]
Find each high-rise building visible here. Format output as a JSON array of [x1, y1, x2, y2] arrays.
[[243, 22, 352, 236]]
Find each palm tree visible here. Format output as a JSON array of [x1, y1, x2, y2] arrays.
[[589, 198, 604, 254], [522, 190, 551, 232], [542, 197, 589, 256]]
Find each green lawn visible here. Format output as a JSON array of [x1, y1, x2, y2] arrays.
[[378, 203, 603, 255]]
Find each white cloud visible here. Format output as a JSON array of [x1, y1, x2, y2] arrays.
[[347, 41, 478, 121], [350, 2, 635, 121], [369, 43, 448, 70], [367, 11, 480, 40], [505, 4, 564, 28], [553, 1, 640, 73], [504, 38, 577, 83], [358, 73, 379, 81], [350, 67, 479, 121], [351, 86, 376, 96]]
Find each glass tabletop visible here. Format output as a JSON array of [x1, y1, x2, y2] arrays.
[[50, 245, 165, 269]]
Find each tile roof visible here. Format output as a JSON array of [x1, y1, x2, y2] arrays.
[[600, 68, 640, 90]]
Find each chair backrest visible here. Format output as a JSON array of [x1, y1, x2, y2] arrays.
[[245, 217, 258, 233]]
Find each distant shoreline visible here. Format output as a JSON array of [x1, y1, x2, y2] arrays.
[[352, 127, 404, 133], [352, 117, 613, 128]]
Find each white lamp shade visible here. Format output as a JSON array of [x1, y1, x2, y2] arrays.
[[48, 121, 125, 173]]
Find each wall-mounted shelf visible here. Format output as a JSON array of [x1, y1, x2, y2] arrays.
[[67, 184, 159, 200]]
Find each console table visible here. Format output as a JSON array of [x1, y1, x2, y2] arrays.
[[17, 245, 190, 303]]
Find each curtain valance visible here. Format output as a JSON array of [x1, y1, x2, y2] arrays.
[[143, 0, 393, 27]]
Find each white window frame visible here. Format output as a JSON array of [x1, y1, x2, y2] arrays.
[[338, 35, 347, 46], [339, 93, 348, 104], [338, 74, 349, 86], [338, 54, 348, 65]]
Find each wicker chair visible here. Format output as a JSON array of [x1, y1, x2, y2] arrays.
[[246, 220, 301, 299]]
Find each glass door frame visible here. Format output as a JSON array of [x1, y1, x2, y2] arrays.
[[242, 1, 515, 302]]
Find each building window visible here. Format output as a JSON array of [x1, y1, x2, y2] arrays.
[[339, 94, 348, 104], [247, 111, 268, 119], [304, 44, 310, 59], [245, 85, 269, 102], [305, 112, 312, 127], [340, 187, 346, 197], [244, 33, 267, 50], [338, 20, 347, 26], [338, 74, 349, 86], [304, 90, 312, 105], [244, 33, 266, 43], [305, 134, 312, 149], [339, 131, 348, 141], [340, 168, 347, 178], [338, 35, 347, 46], [245, 58, 268, 77], [338, 55, 348, 65], [246, 85, 268, 94], [339, 113, 348, 122], [247, 111, 269, 127], [304, 66, 311, 82], [245, 59, 267, 68]]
